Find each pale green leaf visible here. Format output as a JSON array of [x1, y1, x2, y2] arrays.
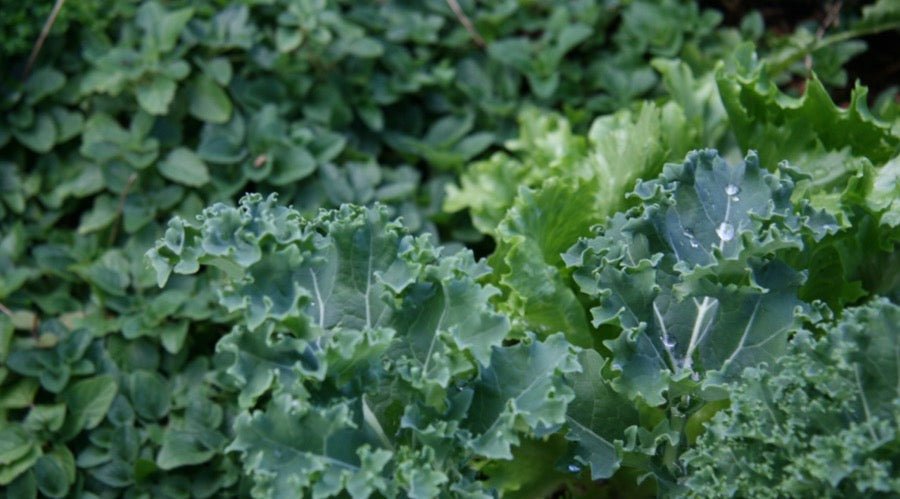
[[189, 75, 233, 124], [158, 147, 211, 187], [136, 76, 177, 115]]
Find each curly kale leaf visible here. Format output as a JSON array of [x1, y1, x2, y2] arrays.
[[561, 149, 830, 487], [149, 195, 579, 498], [566, 150, 828, 402], [682, 298, 900, 498]]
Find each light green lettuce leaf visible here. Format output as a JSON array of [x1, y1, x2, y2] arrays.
[[462, 103, 699, 350], [717, 45, 900, 170], [717, 50, 900, 309], [489, 179, 600, 347], [444, 108, 588, 236]]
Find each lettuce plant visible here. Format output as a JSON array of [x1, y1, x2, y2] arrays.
[[716, 46, 900, 309]]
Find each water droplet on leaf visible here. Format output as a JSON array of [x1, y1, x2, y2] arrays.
[[663, 337, 676, 349], [725, 184, 740, 196], [568, 464, 581, 473], [716, 222, 735, 242], [683, 229, 700, 248]]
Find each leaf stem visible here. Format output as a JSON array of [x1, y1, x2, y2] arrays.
[[805, 1, 843, 71], [445, 0, 485, 48], [682, 297, 716, 371], [854, 365, 879, 441], [23, 0, 67, 80], [768, 21, 900, 77]]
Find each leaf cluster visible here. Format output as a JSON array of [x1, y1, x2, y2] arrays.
[[0, 1, 742, 494], [148, 195, 581, 497], [1, 0, 899, 497], [682, 299, 900, 498], [444, 33, 899, 496]]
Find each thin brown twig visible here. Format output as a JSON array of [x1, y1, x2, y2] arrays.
[[445, 0, 485, 48], [0, 303, 41, 340], [23, 0, 67, 81], [806, 1, 843, 71], [820, 1, 844, 37], [108, 173, 138, 245], [31, 314, 40, 340]]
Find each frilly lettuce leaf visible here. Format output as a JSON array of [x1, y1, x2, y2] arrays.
[[682, 298, 900, 497], [795, 157, 900, 308], [451, 102, 697, 351], [868, 156, 900, 228], [444, 108, 589, 236], [488, 179, 601, 348], [446, 103, 694, 239], [717, 46, 899, 170], [717, 48, 900, 309], [149, 194, 580, 497]]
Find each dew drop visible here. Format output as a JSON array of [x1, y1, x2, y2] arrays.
[[683, 229, 700, 248], [731, 196, 740, 202], [568, 464, 582, 473], [725, 184, 740, 196], [716, 222, 735, 242], [612, 362, 623, 371], [663, 337, 677, 349]]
